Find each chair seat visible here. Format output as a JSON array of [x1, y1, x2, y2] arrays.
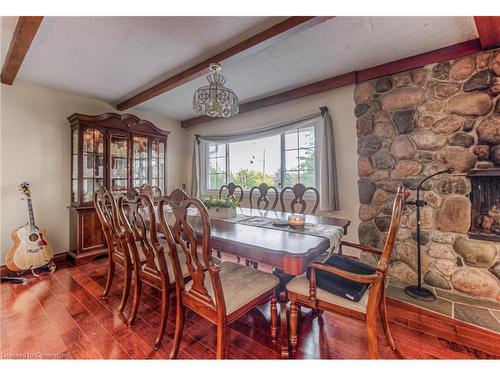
[[185, 261, 279, 314], [307, 254, 375, 302], [286, 274, 370, 314]]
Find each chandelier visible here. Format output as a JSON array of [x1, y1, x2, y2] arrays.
[[193, 63, 239, 118]]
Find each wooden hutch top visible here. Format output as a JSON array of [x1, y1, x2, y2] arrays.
[[67, 112, 170, 138]]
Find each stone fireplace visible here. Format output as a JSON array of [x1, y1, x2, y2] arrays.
[[354, 48, 500, 317]]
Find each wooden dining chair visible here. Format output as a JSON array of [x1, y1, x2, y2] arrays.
[[280, 183, 320, 214], [218, 182, 244, 202], [158, 196, 280, 359], [94, 187, 132, 313], [249, 183, 278, 210], [286, 186, 406, 359], [116, 193, 190, 349], [140, 183, 162, 201]]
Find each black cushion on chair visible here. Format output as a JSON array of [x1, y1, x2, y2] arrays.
[[306, 254, 376, 302]]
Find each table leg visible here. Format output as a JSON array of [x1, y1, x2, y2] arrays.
[[273, 268, 294, 359]]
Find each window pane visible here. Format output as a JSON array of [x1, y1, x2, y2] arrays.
[[284, 130, 298, 150], [83, 129, 94, 152], [72, 179, 78, 203], [299, 127, 315, 148], [72, 129, 78, 154], [208, 144, 217, 158], [209, 158, 218, 173], [133, 137, 148, 180], [284, 171, 299, 186], [159, 141, 165, 159], [94, 130, 104, 154], [216, 157, 226, 173], [285, 150, 298, 171], [216, 144, 226, 157], [298, 148, 315, 171], [228, 136, 280, 191], [300, 170, 315, 187], [83, 153, 94, 178]]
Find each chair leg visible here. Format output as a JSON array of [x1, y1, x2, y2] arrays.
[[270, 295, 278, 342], [289, 301, 298, 353], [127, 268, 142, 326], [169, 295, 185, 359], [216, 323, 227, 359], [102, 258, 115, 298], [118, 264, 131, 313], [379, 286, 396, 350], [366, 312, 378, 359], [154, 284, 170, 350]]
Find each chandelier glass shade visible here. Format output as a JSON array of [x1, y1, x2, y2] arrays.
[[193, 63, 239, 118]]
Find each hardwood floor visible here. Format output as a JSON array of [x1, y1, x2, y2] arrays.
[[1, 257, 499, 360]]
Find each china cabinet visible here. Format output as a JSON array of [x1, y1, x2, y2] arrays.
[[67, 113, 169, 264]]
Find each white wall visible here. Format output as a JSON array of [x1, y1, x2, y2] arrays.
[[183, 85, 359, 243], [0, 81, 183, 263]]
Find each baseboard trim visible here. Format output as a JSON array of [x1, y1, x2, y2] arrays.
[[0, 251, 69, 276]]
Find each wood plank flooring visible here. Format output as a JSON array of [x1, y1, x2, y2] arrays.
[[1, 257, 499, 360]]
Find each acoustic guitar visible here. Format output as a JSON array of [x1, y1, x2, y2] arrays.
[[5, 182, 55, 273]]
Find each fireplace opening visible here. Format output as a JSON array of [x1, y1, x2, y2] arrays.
[[468, 169, 500, 242]]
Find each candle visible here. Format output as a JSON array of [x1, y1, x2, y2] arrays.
[[288, 214, 305, 229]]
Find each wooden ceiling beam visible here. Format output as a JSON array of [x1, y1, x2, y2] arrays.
[[116, 16, 333, 111], [356, 38, 482, 82], [181, 39, 482, 128], [474, 16, 500, 49], [1, 16, 44, 85]]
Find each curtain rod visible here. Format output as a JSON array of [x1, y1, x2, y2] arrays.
[[195, 106, 327, 139]]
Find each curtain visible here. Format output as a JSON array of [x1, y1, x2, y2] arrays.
[[319, 108, 339, 211], [190, 108, 339, 211]]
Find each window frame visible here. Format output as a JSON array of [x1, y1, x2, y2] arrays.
[[201, 123, 320, 197]]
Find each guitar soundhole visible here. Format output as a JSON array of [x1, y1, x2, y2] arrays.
[[29, 233, 39, 242]]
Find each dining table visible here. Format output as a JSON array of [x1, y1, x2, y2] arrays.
[[173, 206, 351, 358]]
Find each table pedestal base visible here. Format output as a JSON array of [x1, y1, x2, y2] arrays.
[[273, 268, 294, 359]]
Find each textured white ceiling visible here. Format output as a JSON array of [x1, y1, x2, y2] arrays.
[[2, 16, 478, 121], [8, 16, 286, 102]]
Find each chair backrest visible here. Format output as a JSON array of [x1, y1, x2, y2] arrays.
[[376, 186, 406, 274], [157, 196, 225, 314], [249, 183, 278, 210], [140, 183, 162, 201], [94, 187, 125, 257], [117, 194, 169, 280], [280, 183, 320, 214], [218, 182, 243, 202], [168, 188, 189, 206]]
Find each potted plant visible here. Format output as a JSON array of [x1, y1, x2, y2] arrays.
[[201, 196, 239, 219]]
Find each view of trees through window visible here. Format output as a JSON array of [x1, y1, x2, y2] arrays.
[[206, 126, 316, 191]]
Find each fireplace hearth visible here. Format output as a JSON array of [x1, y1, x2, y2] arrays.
[[468, 169, 500, 242]]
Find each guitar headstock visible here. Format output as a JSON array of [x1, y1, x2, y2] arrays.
[[19, 182, 31, 198]]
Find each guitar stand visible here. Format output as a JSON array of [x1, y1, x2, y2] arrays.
[[0, 276, 28, 284], [0, 259, 56, 283]]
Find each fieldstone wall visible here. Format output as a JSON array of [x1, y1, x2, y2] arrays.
[[355, 48, 500, 303]]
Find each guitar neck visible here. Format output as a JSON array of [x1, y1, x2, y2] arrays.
[[27, 198, 37, 231]]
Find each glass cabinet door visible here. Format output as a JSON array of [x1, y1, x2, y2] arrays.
[[132, 136, 149, 187], [110, 133, 129, 196], [151, 139, 166, 194], [82, 128, 104, 203], [71, 129, 79, 203]]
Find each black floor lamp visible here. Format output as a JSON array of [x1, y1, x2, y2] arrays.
[[404, 167, 454, 302]]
